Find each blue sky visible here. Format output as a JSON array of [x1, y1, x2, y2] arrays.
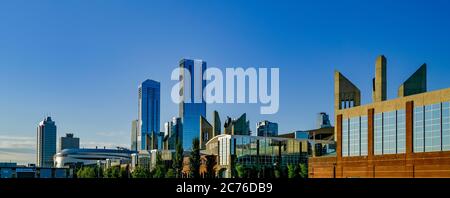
[[1, 0, 450, 164]]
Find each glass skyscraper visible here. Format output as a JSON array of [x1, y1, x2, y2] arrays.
[[138, 79, 160, 151], [179, 59, 206, 150], [37, 116, 57, 168]]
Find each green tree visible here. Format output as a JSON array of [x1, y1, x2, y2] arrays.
[[173, 141, 184, 178], [205, 155, 216, 178], [132, 166, 151, 178], [299, 163, 308, 178], [120, 166, 129, 178], [104, 166, 121, 178], [77, 167, 97, 178], [288, 164, 299, 178], [152, 152, 166, 178], [165, 168, 175, 178], [235, 163, 247, 178], [189, 138, 201, 178]]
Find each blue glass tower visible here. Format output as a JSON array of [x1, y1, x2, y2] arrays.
[[138, 79, 160, 150], [179, 59, 206, 150]]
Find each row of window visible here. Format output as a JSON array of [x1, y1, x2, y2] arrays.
[[414, 102, 450, 152], [342, 101, 450, 157]]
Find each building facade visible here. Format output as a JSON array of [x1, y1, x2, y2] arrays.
[[138, 79, 160, 151], [316, 112, 332, 129], [179, 59, 206, 150], [309, 55, 450, 178], [59, 133, 80, 151], [205, 134, 312, 178], [131, 120, 138, 151], [163, 117, 182, 150], [256, 120, 279, 137], [37, 116, 57, 168], [54, 148, 134, 168]]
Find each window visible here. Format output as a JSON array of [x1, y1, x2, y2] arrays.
[[374, 113, 383, 155], [397, 110, 406, 153], [361, 116, 368, 156], [424, 104, 441, 152], [443, 102, 450, 151], [414, 106, 424, 153], [349, 117, 360, 156], [342, 118, 349, 157], [383, 111, 396, 154]]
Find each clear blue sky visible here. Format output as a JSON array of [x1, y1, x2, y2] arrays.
[[1, 0, 450, 164]]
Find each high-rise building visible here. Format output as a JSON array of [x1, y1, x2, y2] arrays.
[[316, 112, 332, 129], [59, 133, 79, 151], [224, 113, 250, 136], [179, 59, 206, 150], [163, 117, 182, 150], [131, 120, 138, 151], [256, 120, 278, 137], [37, 116, 57, 168], [137, 79, 160, 151]]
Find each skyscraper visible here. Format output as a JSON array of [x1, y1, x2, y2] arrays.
[[131, 120, 138, 151], [179, 59, 206, 150], [316, 112, 331, 129], [256, 120, 278, 137], [138, 79, 160, 151], [37, 116, 57, 168], [59, 133, 79, 151]]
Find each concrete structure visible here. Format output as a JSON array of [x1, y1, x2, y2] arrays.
[[37, 116, 57, 168], [137, 79, 160, 151], [59, 133, 79, 151], [256, 120, 279, 137], [309, 55, 450, 178], [179, 59, 207, 150], [223, 113, 250, 136], [373, 55, 387, 102], [131, 120, 138, 151]]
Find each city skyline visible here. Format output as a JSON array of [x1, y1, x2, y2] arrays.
[[2, 0, 450, 164]]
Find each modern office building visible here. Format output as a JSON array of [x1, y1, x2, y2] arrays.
[[213, 110, 221, 137], [0, 163, 71, 178], [131, 120, 138, 151], [37, 116, 57, 168], [204, 134, 321, 178], [309, 55, 450, 178], [59, 133, 80, 151], [223, 113, 250, 136], [316, 112, 332, 129], [256, 120, 279, 137], [179, 59, 207, 150], [54, 148, 135, 168], [137, 79, 160, 151], [163, 117, 182, 150]]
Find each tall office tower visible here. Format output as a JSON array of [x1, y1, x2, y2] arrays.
[[137, 79, 160, 151], [212, 110, 221, 137], [59, 133, 79, 151], [316, 112, 332, 129], [256, 120, 279, 137], [37, 116, 57, 168], [224, 113, 251, 136], [179, 59, 206, 150], [131, 120, 138, 151]]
